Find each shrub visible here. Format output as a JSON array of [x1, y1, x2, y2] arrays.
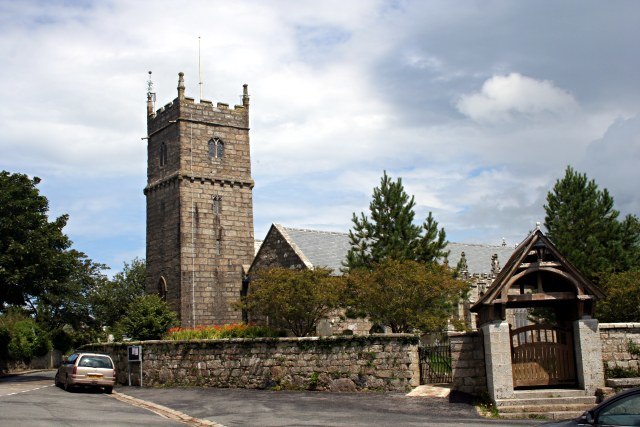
[[0, 326, 10, 358], [7, 319, 51, 361], [605, 364, 640, 379], [164, 323, 279, 340], [113, 294, 178, 341]]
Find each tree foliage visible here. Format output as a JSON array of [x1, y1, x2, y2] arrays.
[[0, 171, 76, 311], [38, 252, 106, 330], [113, 294, 178, 341], [92, 258, 146, 328], [597, 271, 640, 323], [544, 166, 640, 280], [346, 259, 468, 333], [345, 171, 448, 270], [242, 267, 346, 337], [0, 308, 51, 361]]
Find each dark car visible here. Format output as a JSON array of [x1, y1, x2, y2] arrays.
[[540, 387, 640, 426], [55, 352, 116, 394]]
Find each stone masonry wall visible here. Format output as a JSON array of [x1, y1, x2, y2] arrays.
[[449, 331, 487, 396], [600, 323, 640, 372], [82, 335, 420, 392]]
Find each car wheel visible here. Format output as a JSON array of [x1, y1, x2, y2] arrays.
[[54, 372, 62, 387], [104, 386, 113, 394], [64, 376, 72, 392]]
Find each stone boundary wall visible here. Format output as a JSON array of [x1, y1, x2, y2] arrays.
[[600, 323, 640, 372], [82, 335, 419, 392], [0, 349, 62, 374], [449, 331, 487, 396]]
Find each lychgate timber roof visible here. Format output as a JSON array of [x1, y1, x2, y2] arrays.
[[470, 227, 605, 324]]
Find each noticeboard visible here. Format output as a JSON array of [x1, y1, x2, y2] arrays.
[[128, 345, 142, 362]]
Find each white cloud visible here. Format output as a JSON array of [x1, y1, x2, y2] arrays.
[[456, 73, 579, 124], [581, 115, 640, 216], [1, 0, 639, 271]]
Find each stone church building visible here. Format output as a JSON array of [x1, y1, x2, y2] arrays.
[[250, 223, 516, 334], [144, 72, 518, 329]]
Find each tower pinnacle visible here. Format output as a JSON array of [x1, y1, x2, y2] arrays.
[[177, 72, 186, 100], [242, 84, 249, 107]]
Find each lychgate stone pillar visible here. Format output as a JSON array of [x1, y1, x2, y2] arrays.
[[481, 320, 514, 400], [574, 318, 605, 394]]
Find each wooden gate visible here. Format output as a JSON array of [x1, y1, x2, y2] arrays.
[[510, 324, 576, 388]]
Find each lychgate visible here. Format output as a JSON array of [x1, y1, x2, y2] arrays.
[[471, 226, 606, 402]]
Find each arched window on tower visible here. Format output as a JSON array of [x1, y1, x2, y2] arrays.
[[213, 195, 222, 255], [212, 195, 222, 216], [159, 142, 167, 166], [158, 276, 167, 301], [208, 138, 224, 160], [216, 140, 224, 158], [208, 139, 215, 159]]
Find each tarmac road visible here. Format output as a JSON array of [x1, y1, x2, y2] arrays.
[[120, 385, 544, 427], [1, 370, 546, 426]]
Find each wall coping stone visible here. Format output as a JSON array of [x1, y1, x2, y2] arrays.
[[81, 333, 420, 349], [600, 323, 640, 329], [606, 378, 640, 387]]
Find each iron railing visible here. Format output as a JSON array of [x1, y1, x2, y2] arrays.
[[419, 336, 452, 384]]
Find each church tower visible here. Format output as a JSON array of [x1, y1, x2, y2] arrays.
[[144, 72, 254, 327]]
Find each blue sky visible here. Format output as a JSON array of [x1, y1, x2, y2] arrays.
[[1, 0, 638, 274]]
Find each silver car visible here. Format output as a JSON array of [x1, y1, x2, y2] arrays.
[[55, 352, 116, 394], [540, 387, 640, 426]]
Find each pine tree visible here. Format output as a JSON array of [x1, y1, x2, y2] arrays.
[[544, 166, 639, 280], [344, 171, 448, 270]]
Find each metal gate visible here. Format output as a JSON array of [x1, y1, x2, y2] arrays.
[[510, 324, 576, 388], [419, 336, 452, 384]]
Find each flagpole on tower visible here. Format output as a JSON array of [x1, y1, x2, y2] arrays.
[[198, 36, 204, 101]]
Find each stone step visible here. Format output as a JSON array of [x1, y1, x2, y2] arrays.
[[499, 411, 584, 421], [510, 389, 589, 399], [496, 396, 596, 407], [497, 402, 594, 413]]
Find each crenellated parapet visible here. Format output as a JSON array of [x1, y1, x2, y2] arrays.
[[148, 72, 249, 137]]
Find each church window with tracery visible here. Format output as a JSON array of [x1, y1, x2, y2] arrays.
[[208, 138, 224, 159]]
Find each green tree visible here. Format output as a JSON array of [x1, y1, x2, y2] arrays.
[[38, 252, 107, 330], [113, 294, 178, 341], [92, 258, 146, 328], [346, 259, 468, 333], [544, 166, 640, 280], [345, 171, 448, 270], [38, 252, 108, 351], [242, 268, 346, 337], [596, 271, 640, 323], [620, 214, 640, 270], [0, 171, 76, 311], [8, 318, 51, 360], [0, 309, 51, 361]]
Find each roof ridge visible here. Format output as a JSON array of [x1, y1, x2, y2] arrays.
[[281, 225, 349, 236], [448, 242, 512, 249]]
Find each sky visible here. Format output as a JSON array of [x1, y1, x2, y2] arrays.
[[1, 0, 638, 274]]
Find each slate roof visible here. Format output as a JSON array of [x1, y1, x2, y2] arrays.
[[447, 242, 516, 275], [278, 226, 352, 273], [261, 224, 517, 275]]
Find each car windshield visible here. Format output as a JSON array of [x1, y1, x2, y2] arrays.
[[78, 355, 113, 369]]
